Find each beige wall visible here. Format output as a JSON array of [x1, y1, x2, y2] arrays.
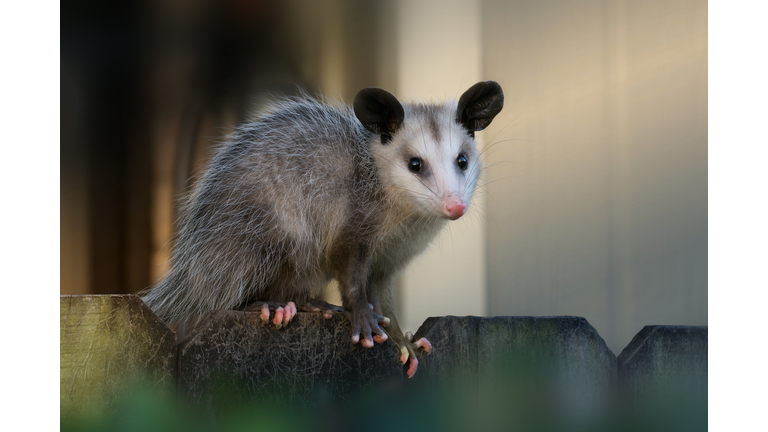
[[481, 0, 707, 353]]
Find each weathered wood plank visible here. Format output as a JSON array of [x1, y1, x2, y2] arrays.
[[60, 295, 177, 419], [178, 310, 403, 411], [409, 316, 618, 428], [618, 325, 707, 409]]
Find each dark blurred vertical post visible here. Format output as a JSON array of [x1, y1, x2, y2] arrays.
[[62, 0, 153, 294]]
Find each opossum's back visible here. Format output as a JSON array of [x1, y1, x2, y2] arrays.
[[216, 99, 369, 188], [186, 98, 374, 252]]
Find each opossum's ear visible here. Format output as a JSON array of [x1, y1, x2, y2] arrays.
[[457, 81, 504, 137], [354, 87, 405, 144]]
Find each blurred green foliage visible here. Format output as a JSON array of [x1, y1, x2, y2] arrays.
[[61, 356, 706, 432]]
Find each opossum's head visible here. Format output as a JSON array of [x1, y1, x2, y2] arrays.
[[354, 81, 504, 220]]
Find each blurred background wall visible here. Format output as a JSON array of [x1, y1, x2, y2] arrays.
[[60, 0, 707, 354]]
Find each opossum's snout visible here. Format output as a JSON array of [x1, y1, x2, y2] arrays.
[[442, 197, 466, 220]]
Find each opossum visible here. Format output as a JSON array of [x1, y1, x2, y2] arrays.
[[141, 81, 503, 377]]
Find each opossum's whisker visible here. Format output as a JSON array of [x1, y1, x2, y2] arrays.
[[478, 138, 551, 161], [484, 108, 522, 145], [477, 176, 522, 187]]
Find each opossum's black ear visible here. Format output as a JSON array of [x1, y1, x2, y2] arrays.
[[354, 87, 405, 143], [457, 81, 504, 137]]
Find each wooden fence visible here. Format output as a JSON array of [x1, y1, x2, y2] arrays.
[[60, 294, 707, 430]]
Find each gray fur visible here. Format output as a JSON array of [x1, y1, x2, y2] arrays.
[[142, 83, 503, 359]]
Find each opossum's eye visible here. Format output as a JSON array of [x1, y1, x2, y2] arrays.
[[457, 154, 468, 170], [408, 158, 423, 173]]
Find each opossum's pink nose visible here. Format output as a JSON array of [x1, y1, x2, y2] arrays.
[[443, 200, 466, 220]]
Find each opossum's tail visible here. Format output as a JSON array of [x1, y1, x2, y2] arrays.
[[140, 274, 196, 340]]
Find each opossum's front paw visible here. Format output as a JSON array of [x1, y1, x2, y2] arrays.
[[299, 298, 343, 319], [344, 305, 390, 349], [393, 331, 432, 378], [244, 301, 297, 329]]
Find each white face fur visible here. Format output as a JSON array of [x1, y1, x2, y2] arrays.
[[371, 103, 481, 221]]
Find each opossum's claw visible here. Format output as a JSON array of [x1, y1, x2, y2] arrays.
[[272, 307, 284, 329], [399, 345, 409, 365], [377, 314, 390, 328], [414, 337, 432, 354], [406, 356, 419, 378], [273, 302, 297, 328], [346, 306, 387, 348], [282, 302, 296, 326], [405, 336, 433, 377], [391, 332, 433, 377], [244, 301, 297, 328], [390, 337, 419, 377]]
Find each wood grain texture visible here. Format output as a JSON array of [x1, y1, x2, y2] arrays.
[[60, 295, 177, 419], [178, 310, 403, 411]]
